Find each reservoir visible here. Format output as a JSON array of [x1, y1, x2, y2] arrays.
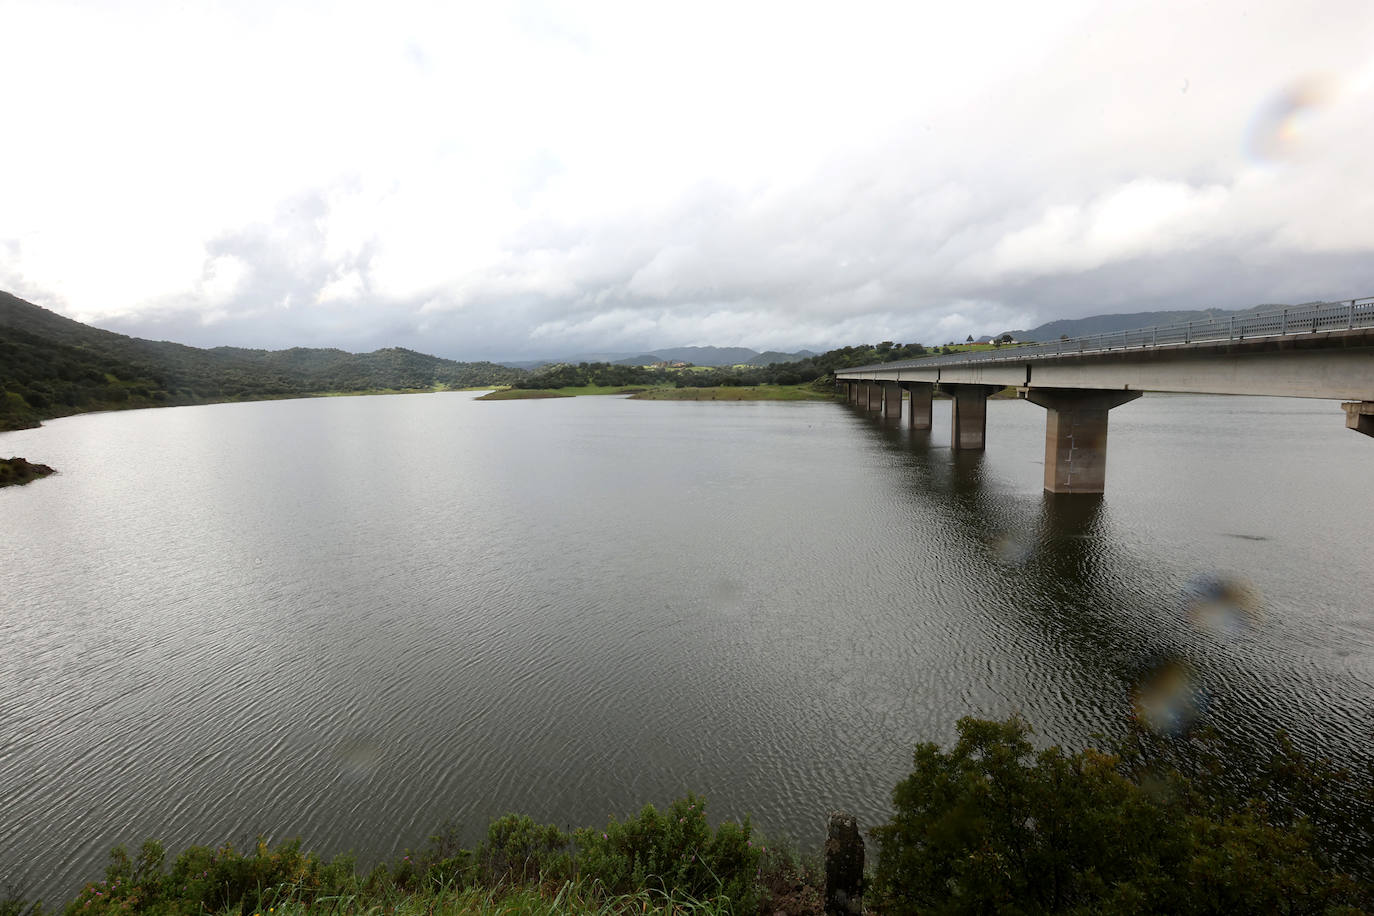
[[3, 391, 1372, 901]]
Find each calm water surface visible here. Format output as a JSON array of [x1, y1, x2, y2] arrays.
[[3, 392, 1372, 900]]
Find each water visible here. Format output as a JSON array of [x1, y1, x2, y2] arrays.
[[2, 392, 1372, 901]]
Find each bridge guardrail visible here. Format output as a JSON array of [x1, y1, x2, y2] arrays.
[[840, 296, 1374, 373]]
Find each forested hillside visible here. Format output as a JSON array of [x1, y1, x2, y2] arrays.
[[0, 292, 523, 431], [1, 289, 986, 430]]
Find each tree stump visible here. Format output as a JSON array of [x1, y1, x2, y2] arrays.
[[824, 811, 864, 915]]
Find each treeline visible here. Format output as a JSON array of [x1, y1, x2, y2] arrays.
[[5, 718, 1370, 916], [515, 341, 940, 390]]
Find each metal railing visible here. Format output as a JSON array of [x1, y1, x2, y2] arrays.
[[839, 296, 1374, 373]]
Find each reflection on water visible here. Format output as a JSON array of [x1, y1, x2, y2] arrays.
[[2, 392, 1372, 902], [847, 395, 1373, 755]]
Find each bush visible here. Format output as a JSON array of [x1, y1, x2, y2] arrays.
[[870, 717, 1369, 915], [387, 822, 474, 893], [478, 814, 571, 885], [64, 838, 359, 916], [575, 795, 761, 912]]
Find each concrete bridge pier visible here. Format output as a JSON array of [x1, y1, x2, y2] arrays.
[[943, 384, 1000, 450], [882, 382, 903, 419], [866, 382, 882, 412], [1023, 388, 1142, 493], [901, 382, 933, 430], [1343, 401, 1374, 437]]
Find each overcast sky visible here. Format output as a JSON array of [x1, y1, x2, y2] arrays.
[[3, 1, 1373, 360]]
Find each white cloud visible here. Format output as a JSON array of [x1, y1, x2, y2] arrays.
[[201, 255, 251, 306], [989, 179, 1232, 276]]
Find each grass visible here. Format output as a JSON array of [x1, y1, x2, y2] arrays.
[[476, 389, 574, 400], [313, 386, 453, 398], [185, 879, 738, 916], [479, 384, 840, 402], [477, 385, 655, 400]]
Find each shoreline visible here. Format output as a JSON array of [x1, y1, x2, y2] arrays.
[[478, 383, 835, 401]]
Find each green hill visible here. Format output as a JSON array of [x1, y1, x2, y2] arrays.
[[0, 291, 525, 431]]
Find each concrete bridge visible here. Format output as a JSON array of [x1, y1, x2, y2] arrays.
[[835, 297, 1374, 494]]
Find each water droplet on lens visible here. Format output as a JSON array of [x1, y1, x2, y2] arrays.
[[1131, 658, 1204, 736], [1183, 574, 1261, 640], [990, 531, 1033, 566], [336, 737, 385, 781]]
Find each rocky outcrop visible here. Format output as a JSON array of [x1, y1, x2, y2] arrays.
[[0, 457, 57, 487]]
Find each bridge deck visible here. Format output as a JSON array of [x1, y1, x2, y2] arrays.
[[835, 298, 1374, 401]]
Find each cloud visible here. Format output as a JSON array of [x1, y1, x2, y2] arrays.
[[2, 0, 1373, 359], [987, 179, 1232, 276]]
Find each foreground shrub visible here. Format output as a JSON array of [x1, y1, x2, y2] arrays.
[[575, 795, 761, 912], [385, 822, 474, 893], [477, 815, 571, 885], [870, 717, 1370, 915], [63, 838, 359, 916]]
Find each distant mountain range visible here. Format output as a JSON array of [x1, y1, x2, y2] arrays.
[[501, 346, 817, 369], [1006, 301, 1334, 341]]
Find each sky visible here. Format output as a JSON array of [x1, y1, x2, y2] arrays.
[[3, 0, 1373, 361]]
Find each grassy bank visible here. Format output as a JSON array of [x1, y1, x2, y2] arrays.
[[478, 384, 832, 401], [476, 389, 573, 399], [629, 385, 832, 401], [475, 383, 652, 400]]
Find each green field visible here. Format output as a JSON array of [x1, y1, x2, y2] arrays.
[[475, 384, 647, 400], [476, 384, 834, 402]]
